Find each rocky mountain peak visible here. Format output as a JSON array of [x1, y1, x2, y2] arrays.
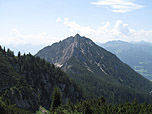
[[35, 34, 96, 66], [36, 34, 152, 104], [74, 33, 81, 38]]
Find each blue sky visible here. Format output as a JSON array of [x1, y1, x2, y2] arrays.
[[0, 0, 152, 54]]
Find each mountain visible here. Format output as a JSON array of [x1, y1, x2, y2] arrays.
[[0, 46, 83, 112], [100, 41, 152, 80], [36, 34, 152, 103]]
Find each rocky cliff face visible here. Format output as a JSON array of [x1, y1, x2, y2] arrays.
[[36, 34, 152, 103], [36, 34, 87, 66]]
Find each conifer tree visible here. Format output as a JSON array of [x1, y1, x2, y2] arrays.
[[50, 88, 62, 111], [18, 51, 21, 58], [0, 45, 2, 51]]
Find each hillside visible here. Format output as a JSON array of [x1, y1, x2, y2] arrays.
[[0, 46, 83, 112], [100, 41, 152, 80], [36, 34, 152, 104]]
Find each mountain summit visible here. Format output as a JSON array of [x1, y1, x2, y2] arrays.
[[36, 34, 94, 69], [36, 34, 152, 103], [74, 33, 81, 38]]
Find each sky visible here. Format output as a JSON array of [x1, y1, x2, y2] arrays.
[[0, 0, 152, 54]]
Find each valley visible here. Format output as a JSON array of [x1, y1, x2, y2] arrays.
[[100, 41, 152, 80]]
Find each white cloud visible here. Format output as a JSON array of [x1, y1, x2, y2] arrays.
[[63, 18, 96, 35], [63, 18, 110, 36], [112, 20, 132, 35], [0, 29, 51, 46], [56, 17, 62, 23], [62, 18, 152, 43], [91, 0, 144, 13]]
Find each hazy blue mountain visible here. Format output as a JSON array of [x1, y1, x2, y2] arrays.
[[100, 41, 152, 80], [36, 34, 152, 104]]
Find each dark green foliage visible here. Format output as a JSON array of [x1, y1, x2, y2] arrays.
[[0, 47, 83, 112], [66, 54, 152, 104], [18, 51, 21, 58], [0, 48, 39, 112], [50, 88, 62, 111], [51, 97, 152, 114], [0, 97, 33, 114]]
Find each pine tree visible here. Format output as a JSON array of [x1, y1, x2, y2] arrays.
[[84, 104, 92, 114], [18, 51, 21, 58], [0, 45, 2, 51], [50, 88, 62, 111], [100, 96, 106, 104]]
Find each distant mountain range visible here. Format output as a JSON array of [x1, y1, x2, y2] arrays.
[[36, 34, 152, 104], [99, 41, 152, 80]]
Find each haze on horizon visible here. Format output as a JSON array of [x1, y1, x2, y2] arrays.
[[0, 0, 152, 54]]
